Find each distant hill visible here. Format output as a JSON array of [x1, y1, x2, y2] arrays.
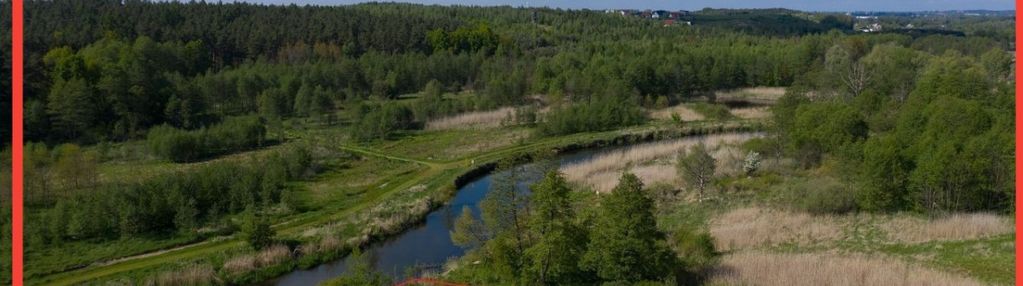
[[683, 9, 853, 36]]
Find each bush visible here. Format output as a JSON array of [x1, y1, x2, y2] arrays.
[[786, 102, 867, 167], [779, 177, 859, 215], [244, 209, 276, 250], [688, 103, 733, 121], [350, 103, 416, 142], [672, 227, 717, 269], [147, 115, 266, 162], [147, 125, 203, 162], [536, 95, 645, 136], [742, 151, 762, 176]]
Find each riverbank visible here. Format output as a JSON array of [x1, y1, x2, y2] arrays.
[[35, 119, 762, 285]]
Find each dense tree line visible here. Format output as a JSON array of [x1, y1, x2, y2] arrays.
[[683, 9, 853, 36], [36, 36, 210, 141], [27, 145, 314, 243], [451, 166, 699, 285], [25, 1, 907, 146], [774, 40, 1014, 213], [536, 87, 647, 136]]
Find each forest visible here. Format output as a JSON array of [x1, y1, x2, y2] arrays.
[[3, 1, 1016, 285]]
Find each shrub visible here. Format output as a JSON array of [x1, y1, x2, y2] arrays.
[[536, 95, 645, 136], [147, 125, 202, 162], [742, 151, 762, 176], [688, 103, 733, 121], [350, 102, 416, 142], [244, 209, 276, 250], [780, 177, 859, 215], [147, 115, 266, 162]]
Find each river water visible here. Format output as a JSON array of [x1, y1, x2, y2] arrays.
[[265, 149, 600, 285], [265, 132, 756, 285]]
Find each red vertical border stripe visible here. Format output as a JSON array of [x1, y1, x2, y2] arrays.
[[1015, 1, 1021, 285], [11, 0, 23, 285]]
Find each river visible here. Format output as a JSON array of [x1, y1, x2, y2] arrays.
[[265, 132, 757, 285]]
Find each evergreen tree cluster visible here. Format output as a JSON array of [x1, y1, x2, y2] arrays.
[[147, 115, 267, 162], [451, 167, 698, 285], [27, 145, 314, 243]]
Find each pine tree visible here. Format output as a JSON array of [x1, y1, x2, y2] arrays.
[[244, 207, 276, 250]]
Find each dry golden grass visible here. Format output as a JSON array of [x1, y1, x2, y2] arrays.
[[146, 264, 216, 286], [222, 255, 256, 274], [258, 245, 291, 265], [560, 133, 758, 193], [580, 164, 679, 194], [710, 207, 843, 252], [425, 107, 515, 131], [707, 251, 983, 286], [730, 106, 771, 120], [711, 145, 745, 177], [222, 245, 292, 275], [881, 213, 1013, 243], [715, 87, 787, 102], [650, 104, 705, 121]]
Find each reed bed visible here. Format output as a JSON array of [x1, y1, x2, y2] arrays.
[[580, 164, 679, 194], [300, 233, 345, 255], [222, 244, 292, 275], [560, 133, 758, 193], [425, 107, 515, 131], [711, 145, 745, 177], [730, 106, 772, 120], [715, 87, 787, 102], [707, 251, 983, 286], [709, 207, 843, 251], [650, 104, 705, 121], [145, 264, 217, 286], [881, 213, 1013, 243]]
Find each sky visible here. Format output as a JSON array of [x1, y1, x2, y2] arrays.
[[247, 0, 1015, 12]]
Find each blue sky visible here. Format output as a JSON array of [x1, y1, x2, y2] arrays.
[[246, 0, 1014, 12]]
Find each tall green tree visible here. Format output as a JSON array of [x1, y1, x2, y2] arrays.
[[523, 171, 586, 285], [450, 206, 488, 249], [581, 173, 676, 283], [46, 78, 100, 141], [244, 208, 276, 250]]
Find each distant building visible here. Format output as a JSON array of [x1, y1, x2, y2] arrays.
[[611, 9, 691, 21], [860, 23, 882, 33]]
